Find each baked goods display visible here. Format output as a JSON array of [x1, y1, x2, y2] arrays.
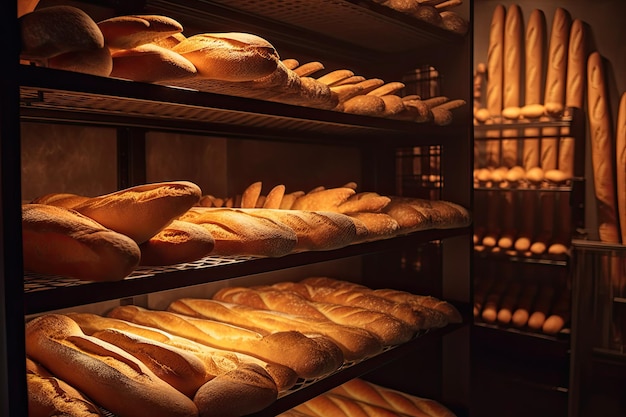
[[371, 0, 468, 35], [23, 273, 462, 416], [18, 5, 467, 124]]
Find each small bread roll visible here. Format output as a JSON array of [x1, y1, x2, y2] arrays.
[[172, 33, 279, 82]]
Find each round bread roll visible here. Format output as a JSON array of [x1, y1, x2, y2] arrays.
[[71, 181, 202, 244], [193, 363, 278, 417], [110, 43, 197, 82], [172, 33, 280, 82], [139, 220, 215, 266], [22, 204, 141, 281], [20, 5, 104, 60], [97, 14, 184, 50], [47, 45, 113, 77]]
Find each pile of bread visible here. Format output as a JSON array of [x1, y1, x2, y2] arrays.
[[23, 180, 471, 282], [474, 273, 569, 335], [25, 276, 460, 417], [18, 5, 466, 124], [371, 0, 468, 35]]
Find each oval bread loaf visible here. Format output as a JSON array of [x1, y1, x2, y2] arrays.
[[22, 204, 141, 281], [97, 14, 183, 50], [139, 220, 215, 266], [110, 43, 197, 82]]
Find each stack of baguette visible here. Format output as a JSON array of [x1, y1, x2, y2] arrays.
[[19, 5, 467, 122], [282, 377, 456, 417]]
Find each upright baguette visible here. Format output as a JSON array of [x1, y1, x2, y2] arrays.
[[25, 314, 198, 417], [617, 92, 626, 243], [524, 9, 546, 106], [213, 286, 415, 346], [107, 305, 343, 379], [168, 298, 384, 362], [587, 51, 620, 244], [544, 7, 571, 115]]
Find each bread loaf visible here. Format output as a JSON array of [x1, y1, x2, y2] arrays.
[[544, 8, 571, 115], [296, 393, 417, 417], [107, 305, 343, 379], [47, 45, 113, 76], [511, 283, 539, 328], [110, 43, 197, 82], [20, 5, 104, 60], [97, 14, 183, 50], [193, 363, 277, 417], [617, 92, 626, 243], [71, 181, 202, 244], [496, 281, 522, 324], [26, 357, 104, 417], [527, 284, 555, 330], [587, 51, 620, 243], [213, 286, 415, 346], [525, 9, 546, 106], [503, 4, 522, 110], [25, 314, 198, 417], [168, 298, 384, 362], [177, 207, 298, 257], [329, 378, 457, 417], [22, 204, 141, 281], [172, 33, 279, 82], [31, 192, 91, 208], [67, 312, 298, 392]]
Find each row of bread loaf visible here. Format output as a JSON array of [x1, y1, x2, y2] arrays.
[[24, 180, 471, 281], [18, 5, 466, 123], [474, 165, 572, 188], [371, 0, 468, 35], [25, 276, 460, 416], [474, 274, 570, 335]]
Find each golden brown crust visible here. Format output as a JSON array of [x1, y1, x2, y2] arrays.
[[110, 43, 197, 82], [97, 14, 184, 50], [139, 220, 215, 266]]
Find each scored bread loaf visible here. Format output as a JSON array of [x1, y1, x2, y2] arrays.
[[47, 45, 113, 76], [97, 14, 183, 50], [71, 181, 202, 244], [617, 92, 626, 243], [213, 286, 415, 346], [22, 204, 141, 281], [107, 305, 344, 379], [66, 312, 298, 392], [26, 357, 104, 417], [193, 363, 278, 417], [329, 378, 456, 417], [172, 33, 279, 82], [19, 5, 104, 60], [139, 220, 215, 266], [25, 314, 198, 417], [177, 207, 298, 257], [295, 392, 417, 417], [109, 43, 197, 82], [168, 298, 384, 362], [544, 7, 571, 115]]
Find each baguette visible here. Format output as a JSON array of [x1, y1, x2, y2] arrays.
[[618, 92, 626, 243], [107, 305, 343, 379], [22, 204, 141, 281], [172, 33, 279, 82], [329, 378, 456, 417], [296, 393, 418, 417], [97, 14, 183, 50], [511, 282, 539, 328], [587, 51, 620, 243], [544, 8, 571, 115], [542, 287, 570, 334], [168, 298, 384, 362], [213, 286, 415, 346], [527, 284, 555, 330], [109, 43, 197, 82], [524, 9, 546, 106], [485, 5, 505, 165], [177, 207, 298, 257], [26, 357, 104, 417], [496, 280, 522, 324], [25, 314, 198, 417], [67, 312, 298, 392], [71, 181, 202, 244]]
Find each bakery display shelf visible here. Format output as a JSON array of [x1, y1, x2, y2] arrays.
[[19, 66, 464, 145], [474, 183, 575, 192], [474, 321, 571, 345], [473, 107, 583, 139], [474, 249, 569, 267], [23, 226, 470, 315], [144, 0, 463, 60]]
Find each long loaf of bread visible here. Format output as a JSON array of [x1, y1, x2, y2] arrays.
[[107, 305, 343, 379], [587, 51, 620, 244], [617, 92, 626, 243], [25, 314, 198, 417], [67, 312, 298, 392], [213, 286, 415, 346], [485, 4, 506, 167], [168, 298, 384, 362]]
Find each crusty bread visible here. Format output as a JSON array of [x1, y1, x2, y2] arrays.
[[97, 14, 183, 50], [22, 204, 141, 281], [172, 33, 279, 82], [25, 314, 198, 417], [139, 220, 215, 266], [26, 357, 104, 417], [20, 5, 104, 60], [110, 43, 197, 82], [617, 92, 626, 243], [31, 192, 91, 208], [177, 207, 298, 257], [524, 9, 546, 106], [193, 363, 277, 417], [107, 305, 344, 379], [72, 181, 202, 244], [47, 45, 113, 76], [168, 298, 384, 362], [544, 8, 571, 115]]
